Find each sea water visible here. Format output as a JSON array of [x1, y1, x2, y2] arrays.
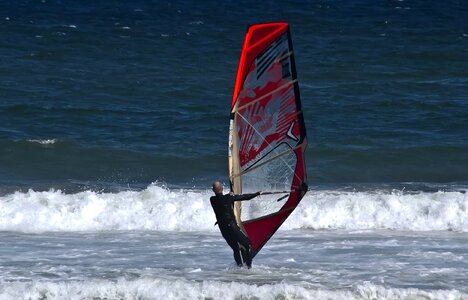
[[0, 187, 467, 299], [1, 0, 467, 299]]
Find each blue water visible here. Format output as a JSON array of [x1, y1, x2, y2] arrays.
[[1, 0, 467, 193], [0, 1, 467, 299]]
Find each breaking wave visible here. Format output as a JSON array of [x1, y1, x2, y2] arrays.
[[0, 184, 466, 233], [0, 278, 464, 300]]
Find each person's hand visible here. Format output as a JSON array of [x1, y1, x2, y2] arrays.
[[256, 191, 263, 195], [229, 192, 235, 196]]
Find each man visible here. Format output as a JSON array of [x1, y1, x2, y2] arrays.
[[210, 181, 262, 268]]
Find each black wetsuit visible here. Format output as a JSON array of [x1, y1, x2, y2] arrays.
[[210, 192, 260, 267]]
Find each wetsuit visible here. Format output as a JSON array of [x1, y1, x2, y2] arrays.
[[210, 192, 260, 267]]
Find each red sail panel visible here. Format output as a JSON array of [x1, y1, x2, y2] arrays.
[[231, 22, 289, 108], [229, 22, 308, 256]]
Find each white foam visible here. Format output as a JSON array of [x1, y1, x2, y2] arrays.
[[0, 278, 464, 300], [283, 189, 468, 232], [0, 185, 215, 233], [0, 185, 467, 233], [27, 139, 57, 145]]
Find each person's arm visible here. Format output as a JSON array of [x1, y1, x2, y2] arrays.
[[229, 192, 261, 202]]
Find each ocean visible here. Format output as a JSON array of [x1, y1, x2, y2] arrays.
[[0, 0, 467, 299]]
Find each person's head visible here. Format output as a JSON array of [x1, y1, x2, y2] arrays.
[[212, 181, 223, 194]]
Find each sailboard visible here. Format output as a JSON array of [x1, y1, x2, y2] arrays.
[[228, 22, 308, 256]]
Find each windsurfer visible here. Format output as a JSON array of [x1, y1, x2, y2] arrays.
[[210, 181, 261, 268]]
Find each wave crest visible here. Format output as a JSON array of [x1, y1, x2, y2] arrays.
[[0, 185, 467, 233], [0, 278, 465, 300]]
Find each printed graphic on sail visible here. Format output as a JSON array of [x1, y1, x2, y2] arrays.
[[229, 22, 308, 255]]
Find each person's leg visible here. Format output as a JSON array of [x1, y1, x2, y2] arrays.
[[221, 228, 243, 266], [229, 241, 243, 266], [230, 226, 253, 268], [240, 245, 253, 268]]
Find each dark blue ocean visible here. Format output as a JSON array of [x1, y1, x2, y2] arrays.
[[0, 1, 467, 299], [1, 0, 467, 193]]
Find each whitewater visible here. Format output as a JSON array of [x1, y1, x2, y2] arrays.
[[0, 184, 467, 299], [1, 184, 467, 233]]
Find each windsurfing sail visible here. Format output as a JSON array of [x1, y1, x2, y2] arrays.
[[228, 22, 308, 256]]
